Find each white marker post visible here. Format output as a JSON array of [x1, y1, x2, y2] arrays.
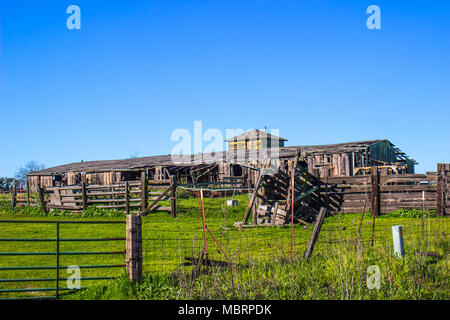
[[392, 225, 405, 258]]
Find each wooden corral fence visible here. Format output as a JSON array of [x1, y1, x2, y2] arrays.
[[44, 176, 173, 215], [12, 173, 250, 216], [10, 164, 450, 218], [12, 173, 175, 216], [8, 181, 41, 209], [323, 164, 449, 215]]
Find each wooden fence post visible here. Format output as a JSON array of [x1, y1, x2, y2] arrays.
[[170, 175, 177, 218], [81, 181, 87, 210], [125, 181, 130, 215], [126, 214, 142, 282], [38, 187, 48, 214], [252, 199, 258, 225], [436, 163, 448, 216], [26, 179, 30, 207], [370, 166, 380, 216], [304, 207, 327, 259], [10, 181, 17, 210], [140, 171, 148, 212]]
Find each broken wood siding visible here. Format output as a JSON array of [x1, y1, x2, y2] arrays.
[[306, 153, 353, 178]]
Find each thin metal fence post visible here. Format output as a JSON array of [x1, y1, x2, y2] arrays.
[[422, 191, 425, 241]]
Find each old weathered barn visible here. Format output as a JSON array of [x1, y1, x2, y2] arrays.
[[28, 130, 417, 191]]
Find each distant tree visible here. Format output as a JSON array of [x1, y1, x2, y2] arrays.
[[129, 151, 139, 159], [15, 161, 45, 187], [0, 177, 15, 191]]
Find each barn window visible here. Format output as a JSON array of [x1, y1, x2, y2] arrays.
[[231, 165, 243, 177], [120, 171, 140, 181]]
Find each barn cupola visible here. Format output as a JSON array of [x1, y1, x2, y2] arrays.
[[225, 129, 287, 151]]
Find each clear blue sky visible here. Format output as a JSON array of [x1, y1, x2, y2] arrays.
[[1, 0, 449, 176]]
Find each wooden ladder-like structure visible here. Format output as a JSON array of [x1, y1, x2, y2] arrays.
[[242, 152, 323, 226]]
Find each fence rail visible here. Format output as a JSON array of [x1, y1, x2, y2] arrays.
[[8, 164, 450, 217], [322, 165, 449, 215]]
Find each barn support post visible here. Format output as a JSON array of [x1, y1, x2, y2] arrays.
[[81, 181, 87, 211], [125, 181, 130, 215], [140, 171, 148, 212], [436, 163, 448, 216], [126, 214, 142, 282], [10, 180, 17, 210], [370, 166, 380, 216], [170, 175, 177, 218]]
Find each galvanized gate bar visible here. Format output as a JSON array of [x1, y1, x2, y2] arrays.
[[0, 276, 117, 283], [0, 219, 126, 300], [0, 238, 126, 241], [0, 264, 125, 271], [0, 220, 125, 224], [0, 251, 125, 255]]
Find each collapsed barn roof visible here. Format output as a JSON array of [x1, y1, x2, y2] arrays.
[[29, 139, 416, 176]]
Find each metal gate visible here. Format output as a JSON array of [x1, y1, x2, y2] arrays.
[[0, 220, 126, 300]]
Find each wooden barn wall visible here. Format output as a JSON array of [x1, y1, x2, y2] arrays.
[[306, 153, 352, 178], [29, 176, 53, 191], [41, 176, 53, 188], [217, 163, 230, 181], [28, 176, 40, 192], [67, 173, 78, 185], [85, 172, 121, 185], [369, 141, 397, 164], [154, 166, 165, 180], [406, 159, 415, 174]]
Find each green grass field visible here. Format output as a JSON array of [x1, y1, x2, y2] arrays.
[[0, 193, 448, 300]]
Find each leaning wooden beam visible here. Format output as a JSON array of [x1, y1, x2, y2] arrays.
[[140, 185, 172, 216], [242, 158, 270, 224], [304, 207, 327, 259]]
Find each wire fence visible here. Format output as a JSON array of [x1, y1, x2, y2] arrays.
[[140, 215, 448, 276]]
